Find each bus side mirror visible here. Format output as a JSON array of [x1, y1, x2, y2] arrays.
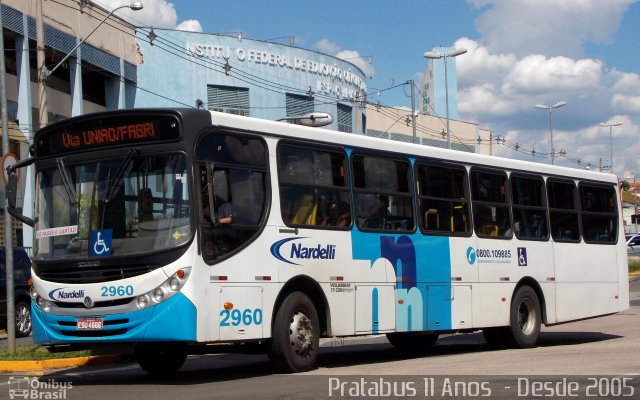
[[6, 157, 36, 227]]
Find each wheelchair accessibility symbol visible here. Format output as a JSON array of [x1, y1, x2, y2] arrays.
[[517, 247, 528, 266], [90, 229, 113, 257]]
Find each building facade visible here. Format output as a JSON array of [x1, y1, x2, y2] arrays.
[[134, 28, 368, 133]]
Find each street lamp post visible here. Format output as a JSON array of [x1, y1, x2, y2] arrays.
[[42, 1, 144, 80], [424, 48, 467, 150], [598, 122, 622, 175], [534, 101, 566, 165]]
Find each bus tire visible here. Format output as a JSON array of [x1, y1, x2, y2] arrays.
[[134, 343, 187, 376], [268, 291, 319, 372], [507, 285, 542, 348], [386, 332, 439, 351]]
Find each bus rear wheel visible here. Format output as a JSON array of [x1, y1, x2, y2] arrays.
[[483, 286, 542, 349], [386, 332, 439, 351], [268, 291, 320, 373], [509, 286, 541, 348], [134, 343, 187, 376]]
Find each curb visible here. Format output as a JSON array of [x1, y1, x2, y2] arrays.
[[0, 355, 122, 373]]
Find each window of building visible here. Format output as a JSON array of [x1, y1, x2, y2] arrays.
[[207, 85, 250, 116], [278, 144, 351, 229], [337, 104, 352, 133], [547, 179, 580, 242], [580, 184, 617, 244], [511, 174, 548, 240], [82, 66, 108, 106], [352, 154, 414, 232], [471, 169, 511, 238], [285, 93, 314, 119], [416, 163, 470, 235]]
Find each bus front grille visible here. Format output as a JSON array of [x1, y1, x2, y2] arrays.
[[36, 264, 157, 284]]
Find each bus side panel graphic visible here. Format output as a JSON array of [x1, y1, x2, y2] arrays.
[[351, 230, 452, 332]]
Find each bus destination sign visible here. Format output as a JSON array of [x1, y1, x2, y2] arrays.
[[36, 113, 181, 156]]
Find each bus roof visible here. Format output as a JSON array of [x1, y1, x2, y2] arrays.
[[208, 110, 618, 185]]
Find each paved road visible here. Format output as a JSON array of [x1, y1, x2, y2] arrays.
[[1, 279, 638, 400]]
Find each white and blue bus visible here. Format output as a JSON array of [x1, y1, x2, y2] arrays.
[[7, 109, 629, 374]]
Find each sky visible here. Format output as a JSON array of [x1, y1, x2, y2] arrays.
[[96, 0, 640, 179]]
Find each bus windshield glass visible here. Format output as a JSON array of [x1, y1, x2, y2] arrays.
[[34, 154, 190, 260]]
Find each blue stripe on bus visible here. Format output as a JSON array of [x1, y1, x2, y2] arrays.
[[31, 292, 197, 345], [351, 230, 452, 332]]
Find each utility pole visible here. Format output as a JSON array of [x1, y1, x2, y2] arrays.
[[1, 6, 17, 355], [410, 80, 417, 144], [37, 0, 48, 128]]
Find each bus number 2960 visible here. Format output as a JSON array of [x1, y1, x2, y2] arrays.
[[220, 308, 263, 327]]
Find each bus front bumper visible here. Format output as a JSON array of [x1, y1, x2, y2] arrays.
[[31, 292, 197, 345]]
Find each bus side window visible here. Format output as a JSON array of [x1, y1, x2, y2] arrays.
[[511, 174, 548, 240], [471, 169, 511, 238], [548, 179, 581, 242], [417, 163, 470, 235], [352, 154, 414, 232], [278, 144, 351, 229]]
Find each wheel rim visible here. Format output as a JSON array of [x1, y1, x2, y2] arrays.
[[518, 297, 536, 336], [16, 304, 32, 335], [288, 310, 314, 358]]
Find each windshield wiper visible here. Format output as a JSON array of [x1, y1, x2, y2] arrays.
[[104, 148, 139, 204], [56, 157, 78, 205]]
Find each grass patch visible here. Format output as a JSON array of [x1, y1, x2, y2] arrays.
[[0, 345, 91, 361], [630, 259, 640, 274]]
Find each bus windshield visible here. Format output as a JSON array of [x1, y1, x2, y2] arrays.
[[35, 153, 190, 260]]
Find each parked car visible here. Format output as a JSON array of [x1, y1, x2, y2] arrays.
[[627, 234, 640, 257], [0, 247, 32, 337]]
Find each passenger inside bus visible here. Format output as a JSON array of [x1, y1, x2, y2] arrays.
[[364, 195, 389, 229], [321, 201, 350, 227]]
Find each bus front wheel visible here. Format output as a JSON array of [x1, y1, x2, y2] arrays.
[[134, 343, 187, 376], [268, 291, 320, 372]]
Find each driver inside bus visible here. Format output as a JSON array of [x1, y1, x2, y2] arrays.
[[202, 184, 235, 225], [214, 195, 235, 224]]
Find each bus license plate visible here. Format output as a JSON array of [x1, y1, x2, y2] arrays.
[[76, 318, 103, 330]]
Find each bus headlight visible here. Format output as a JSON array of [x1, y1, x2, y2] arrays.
[[136, 267, 191, 309], [30, 286, 38, 299], [36, 296, 52, 312], [153, 288, 165, 302], [137, 295, 149, 309], [169, 277, 180, 291]]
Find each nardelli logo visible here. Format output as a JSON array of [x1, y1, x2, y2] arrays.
[[48, 288, 85, 301], [270, 237, 336, 265]]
